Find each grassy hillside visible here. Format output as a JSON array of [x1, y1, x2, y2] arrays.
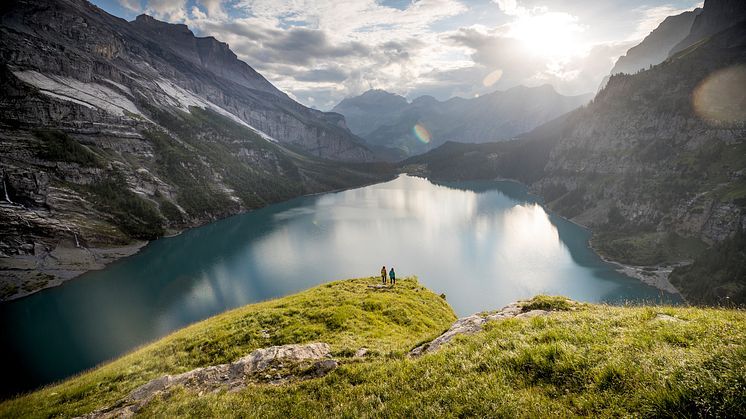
[[2, 279, 745, 418], [0, 277, 454, 418]]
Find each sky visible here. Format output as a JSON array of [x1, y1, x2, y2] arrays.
[[90, 0, 703, 110]]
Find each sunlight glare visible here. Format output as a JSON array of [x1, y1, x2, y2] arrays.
[[508, 12, 585, 60]]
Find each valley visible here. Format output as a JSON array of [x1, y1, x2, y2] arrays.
[[0, 0, 745, 415]]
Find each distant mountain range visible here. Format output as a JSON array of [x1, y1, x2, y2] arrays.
[[405, 0, 746, 305], [0, 0, 392, 299], [332, 85, 592, 158]]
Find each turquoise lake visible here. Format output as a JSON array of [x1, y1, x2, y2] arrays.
[[0, 175, 679, 397]]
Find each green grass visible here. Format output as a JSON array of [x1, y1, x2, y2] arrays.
[[139, 303, 746, 418], [520, 295, 574, 312], [670, 229, 746, 306], [592, 231, 708, 266], [32, 130, 101, 167], [2, 281, 745, 418], [0, 277, 454, 418], [81, 174, 164, 240]]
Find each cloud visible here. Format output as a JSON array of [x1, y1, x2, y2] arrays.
[[494, 0, 528, 16], [144, 0, 188, 21], [197, 0, 227, 19], [294, 69, 347, 83], [179, 0, 466, 108], [108, 0, 703, 109], [118, 0, 142, 12], [443, 24, 633, 97], [196, 20, 371, 66]]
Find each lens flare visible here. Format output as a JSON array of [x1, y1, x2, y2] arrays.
[[692, 65, 746, 125], [483, 69, 503, 87], [413, 123, 431, 144]]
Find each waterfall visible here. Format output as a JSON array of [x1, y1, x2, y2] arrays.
[[2, 177, 13, 204], [65, 225, 81, 248]]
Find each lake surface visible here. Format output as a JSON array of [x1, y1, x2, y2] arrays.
[[0, 175, 679, 397]]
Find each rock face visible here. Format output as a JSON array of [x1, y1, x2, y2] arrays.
[[84, 343, 336, 418], [0, 0, 391, 299], [670, 0, 746, 55], [333, 85, 592, 157]]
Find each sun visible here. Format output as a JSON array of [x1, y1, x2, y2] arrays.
[[508, 11, 586, 60]]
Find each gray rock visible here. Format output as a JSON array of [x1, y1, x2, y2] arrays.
[[653, 313, 683, 323], [410, 301, 564, 356], [81, 343, 335, 418], [231, 343, 331, 375], [515, 310, 549, 319]]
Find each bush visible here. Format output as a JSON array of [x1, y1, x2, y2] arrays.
[[521, 295, 573, 312], [33, 130, 101, 167], [84, 173, 164, 239]]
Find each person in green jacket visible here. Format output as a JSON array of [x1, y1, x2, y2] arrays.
[[389, 267, 396, 286]]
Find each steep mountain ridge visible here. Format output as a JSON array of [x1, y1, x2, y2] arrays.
[[404, 8, 746, 304], [333, 85, 592, 158], [128, 14, 283, 98], [0, 0, 391, 300], [610, 8, 700, 75], [670, 0, 746, 55]]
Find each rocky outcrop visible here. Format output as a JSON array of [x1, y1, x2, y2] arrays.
[[82, 343, 337, 419], [409, 300, 575, 356]]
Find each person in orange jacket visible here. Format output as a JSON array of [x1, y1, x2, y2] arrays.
[[381, 266, 387, 285]]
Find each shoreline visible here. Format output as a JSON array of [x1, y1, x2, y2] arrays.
[[496, 176, 688, 299], [0, 175, 396, 303], [590, 242, 688, 299], [0, 241, 148, 302]]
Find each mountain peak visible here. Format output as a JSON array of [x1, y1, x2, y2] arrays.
[[412, 95, 439, 106], [132, 14, 193, 35]]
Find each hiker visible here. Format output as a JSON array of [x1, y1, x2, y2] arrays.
[[389, 267, 396, 286], [381, 266, 387, 285]]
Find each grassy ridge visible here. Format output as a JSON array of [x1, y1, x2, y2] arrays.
[[1, 279, 745, 418], [0, 277, 455, 418], [140, 304, 746, 418]]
